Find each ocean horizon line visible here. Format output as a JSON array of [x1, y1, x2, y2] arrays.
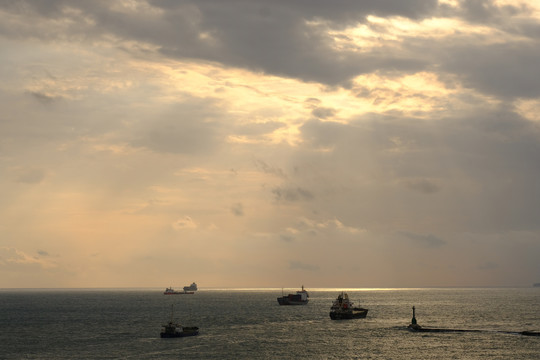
[[0, 285, 536, 291]]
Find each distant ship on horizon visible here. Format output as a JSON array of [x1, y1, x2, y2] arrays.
[[534, 283, 540, 287], [277, 285, 309, 305], [183, 282, 198, 292], [163, 282, 198, 295]]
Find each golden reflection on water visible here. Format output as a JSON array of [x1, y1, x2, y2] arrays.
[[198, 287, 424, 292]]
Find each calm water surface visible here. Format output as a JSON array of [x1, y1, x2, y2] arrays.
[[1, 288, 539, 359]]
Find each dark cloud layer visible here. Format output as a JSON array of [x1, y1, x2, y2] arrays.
[[297, 111, 540, 233], [443, 43, 540, 99], [2, 0, 539, 98]]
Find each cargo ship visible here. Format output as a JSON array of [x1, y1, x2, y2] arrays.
[[277, 285, 309, 305], [163, 282, 197, 295], [183, 282, 198, 292]]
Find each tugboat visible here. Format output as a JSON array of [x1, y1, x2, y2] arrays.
[[277, 285, 309, 305], [160, 305, 199, 338], [164, 287, 180, 295], [329, 292, 368, 319]]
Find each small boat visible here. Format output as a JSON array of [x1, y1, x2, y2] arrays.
[[277, 285, 309, 305], [329, 292, 368, 320], [160, 305, 199, 338]]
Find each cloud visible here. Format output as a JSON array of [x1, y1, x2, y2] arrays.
[[400, 232, 446, 248], [231, 202, 244, 217], [234, 121, 285, 136], [172, 216, 198, 230], [280, 234, 295, 243], [272, 186, 314, 202], [304, 97, 322, 108], [0, 0, 436, 87], [404, 178, 441, 194], [443, 43, 540, 99], [312, 107, 338, 119], [0, 247, 58, 269], [289, 260, 319, 271], [11, 167, 47, 184], [450, 0, 531, 24], [253, 159, 287, 178], [151, 0, 438, 85], [131, 98, 224, 155], [3, 0, 539, 101], [477, 261, 499, 270], [295, 217, 364, 235], [27, 91, 60, 104], [296, 109, 540, 233], [1, 0, 540, 288], [37, 250, 50, 256]]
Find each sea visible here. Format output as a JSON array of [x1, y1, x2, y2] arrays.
[[1, 288, 539, 359]]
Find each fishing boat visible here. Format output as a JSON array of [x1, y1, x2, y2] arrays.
[[277, 285, 309, 305], [160, 305, 199, 338], [329, 292, 368, 319]]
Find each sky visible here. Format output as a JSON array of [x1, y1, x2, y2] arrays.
[[1, 0, 540, 288]]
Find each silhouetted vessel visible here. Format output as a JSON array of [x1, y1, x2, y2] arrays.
[[329, 292, 368, 319], [164, 282, 197, 295], [277, 285, 309, 305], [183, 282, 198, 292], [160, 305, 199, 338], [163, 287, 194, 295]]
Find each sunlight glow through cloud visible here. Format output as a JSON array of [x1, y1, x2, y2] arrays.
[[1, 0, 540, 288]]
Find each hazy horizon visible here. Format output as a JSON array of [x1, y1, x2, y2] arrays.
[[1, 285, 537, 291], [1, 0, 540, 288]]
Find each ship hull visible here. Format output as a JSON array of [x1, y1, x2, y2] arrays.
[[329, 308, 368, 320], [160, 331, 199, 338], [160, 327, 199, 338], [277, 297, 308, 305]]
